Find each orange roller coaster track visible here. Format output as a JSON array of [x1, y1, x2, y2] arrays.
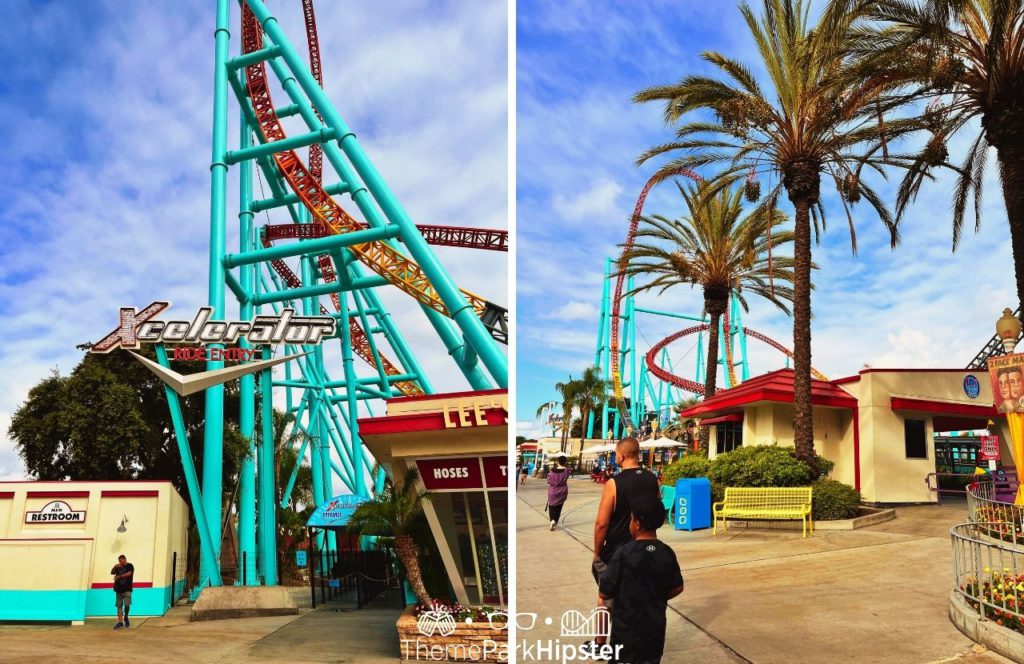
[[241, 5, 494, 323]]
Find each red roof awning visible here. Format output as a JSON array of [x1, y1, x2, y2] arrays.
[[700, 413, 744, 425], [680, 369, 857, 419], [890, 397, 997, 419]]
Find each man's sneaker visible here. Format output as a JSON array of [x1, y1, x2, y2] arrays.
[[579, 641, 612, 660], [124, 619, 130, 628], [113, 622, 124, 630]]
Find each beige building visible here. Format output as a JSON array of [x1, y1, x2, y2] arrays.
[[360, 389, 507, 607], [681, 368, 1010, 504], [0, 480, 188, 622]]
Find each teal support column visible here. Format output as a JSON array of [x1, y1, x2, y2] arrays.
[[156, 345, 222, 588], [337, 286, 365, 497], [237, 116, 258, 585], [243, 0, 507, 386], [201, 0, 232, 586], [259, 346, 278, 585]]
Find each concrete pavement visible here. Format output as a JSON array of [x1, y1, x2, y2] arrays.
[[0, 590, 404, 663], [516, 476, 1014, 664]]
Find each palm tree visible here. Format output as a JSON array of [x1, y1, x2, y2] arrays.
[[536, 376, 581, 453], [620, 180, 796, 450], [347, 466, 432, 606], [855, 0, 1024, 312], [632, 0, 921, 466], [574, 366, 612, 451]]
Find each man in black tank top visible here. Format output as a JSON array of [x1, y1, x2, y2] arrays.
[[584, 437, 659, 653]]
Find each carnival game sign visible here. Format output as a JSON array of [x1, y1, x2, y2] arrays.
[[25, 500, 85, 524], [417, 456, 508, 491], [90, 301, 336, 355], [989, 353, 1024, 414]]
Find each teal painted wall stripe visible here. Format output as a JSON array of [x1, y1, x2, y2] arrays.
[[0, 586, 171, 621]]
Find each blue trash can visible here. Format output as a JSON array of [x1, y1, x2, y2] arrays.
[[675, 478, 712, 531]]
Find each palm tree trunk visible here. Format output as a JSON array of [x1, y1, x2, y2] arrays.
[[395, 534, 431, 606], [700, 308, 724, 453], [792, 199, 816, 468], [998, 152, 1024, 315], [579, 406, 590, 454]]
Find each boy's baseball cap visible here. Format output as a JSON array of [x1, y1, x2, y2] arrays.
[[631, 493, 665, 531]]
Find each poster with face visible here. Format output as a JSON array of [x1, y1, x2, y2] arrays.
[[988, 353, 1024, 413]]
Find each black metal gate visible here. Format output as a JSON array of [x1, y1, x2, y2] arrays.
[[307, 528, 397, 609]]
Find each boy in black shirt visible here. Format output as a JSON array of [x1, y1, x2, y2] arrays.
[[598, 493, 684, 664]]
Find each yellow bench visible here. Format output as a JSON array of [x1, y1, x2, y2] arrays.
[[713, 487, 814, 538]]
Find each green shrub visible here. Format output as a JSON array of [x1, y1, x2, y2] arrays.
[[812, 479, 861, 520], [661, 455, 711, 485], [706, 444, 832, 502]]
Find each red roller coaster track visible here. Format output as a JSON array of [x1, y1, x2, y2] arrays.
[[263, 223, 508, 251], [644, 325, 828, 394], [610, 169, 702, 429]]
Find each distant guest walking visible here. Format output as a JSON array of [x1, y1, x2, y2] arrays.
[[111, 554, 134, 630], [547, 455, 571, 531]]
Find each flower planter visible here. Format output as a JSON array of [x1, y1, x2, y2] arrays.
[[397, 605, 509, 662]]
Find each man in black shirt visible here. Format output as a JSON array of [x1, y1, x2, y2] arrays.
[[111, 554, 134, 629], [585, 437, 660, 655], [599, 493, 684, 664]]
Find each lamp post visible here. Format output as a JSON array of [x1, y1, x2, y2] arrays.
[[995, 309, 1024, 503], [996, 308, 1022, 353]]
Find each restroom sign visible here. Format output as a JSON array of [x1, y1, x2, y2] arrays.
[[25, 501, 86, 524]]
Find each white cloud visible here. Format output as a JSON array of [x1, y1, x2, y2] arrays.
[[551, 179, 623, 222], [545, 301, 599, 321]]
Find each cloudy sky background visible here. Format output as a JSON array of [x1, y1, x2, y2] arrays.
[[0, 0, 507, 481], [516, 0, 1013, 439]]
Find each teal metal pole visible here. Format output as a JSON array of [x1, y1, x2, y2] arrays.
[[156, 345, 222, 587], [336, 286, 365, 496], [222, 225, 401, 268], [237, 115, 258, 586], [200, 0, 232, 586], [259, 346, 278, 585], [243, 1, 507, 386]]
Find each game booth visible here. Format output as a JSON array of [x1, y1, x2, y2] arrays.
[[0, 481, 188, 622], [359, 389, 508, 606]]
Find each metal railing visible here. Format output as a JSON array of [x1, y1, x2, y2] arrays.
[[951, 521, 1024, 634], [951, 481, 1024, 638]]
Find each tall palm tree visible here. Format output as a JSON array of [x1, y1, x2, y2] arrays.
[[856, 0, 1024, 312], [536, 376, 581, 453], [632, 0, 921, 466], [574, 366, 611, 451], [620, 180, 796, 450], [347, 466, 432, 606]]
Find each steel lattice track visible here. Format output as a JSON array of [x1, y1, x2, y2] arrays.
[[240, 5, 506, 344], [263, 223, 508, 252], [967, 307, 1022, 369]]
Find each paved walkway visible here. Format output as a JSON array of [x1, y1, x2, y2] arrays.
[[0, 590, 403, 663], [516, 477, 1013, 664]]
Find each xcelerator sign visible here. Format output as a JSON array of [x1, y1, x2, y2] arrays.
[[90, 301, 336, 354], [88, 302, 338, 396]]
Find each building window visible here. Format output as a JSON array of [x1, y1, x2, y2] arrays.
[[716, 421, 743, 456], [905, 419, 928, 459]]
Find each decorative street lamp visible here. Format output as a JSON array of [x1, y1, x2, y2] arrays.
[[996, 308, 1021, 353]]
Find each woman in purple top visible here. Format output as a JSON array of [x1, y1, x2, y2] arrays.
[[547, 455, 571, 531]]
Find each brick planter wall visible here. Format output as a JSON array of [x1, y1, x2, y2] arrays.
[[396, 605, 509, 662]]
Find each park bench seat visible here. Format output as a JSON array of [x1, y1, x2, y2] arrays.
[[713, 487, 814, 538]]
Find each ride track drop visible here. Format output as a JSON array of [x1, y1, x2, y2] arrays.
[[603, 172, 824, 435], [156, 0, 508, 593]]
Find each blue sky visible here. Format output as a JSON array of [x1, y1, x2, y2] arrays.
[[516, 0, 1014, 439], [0, 0, 507, 480]]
